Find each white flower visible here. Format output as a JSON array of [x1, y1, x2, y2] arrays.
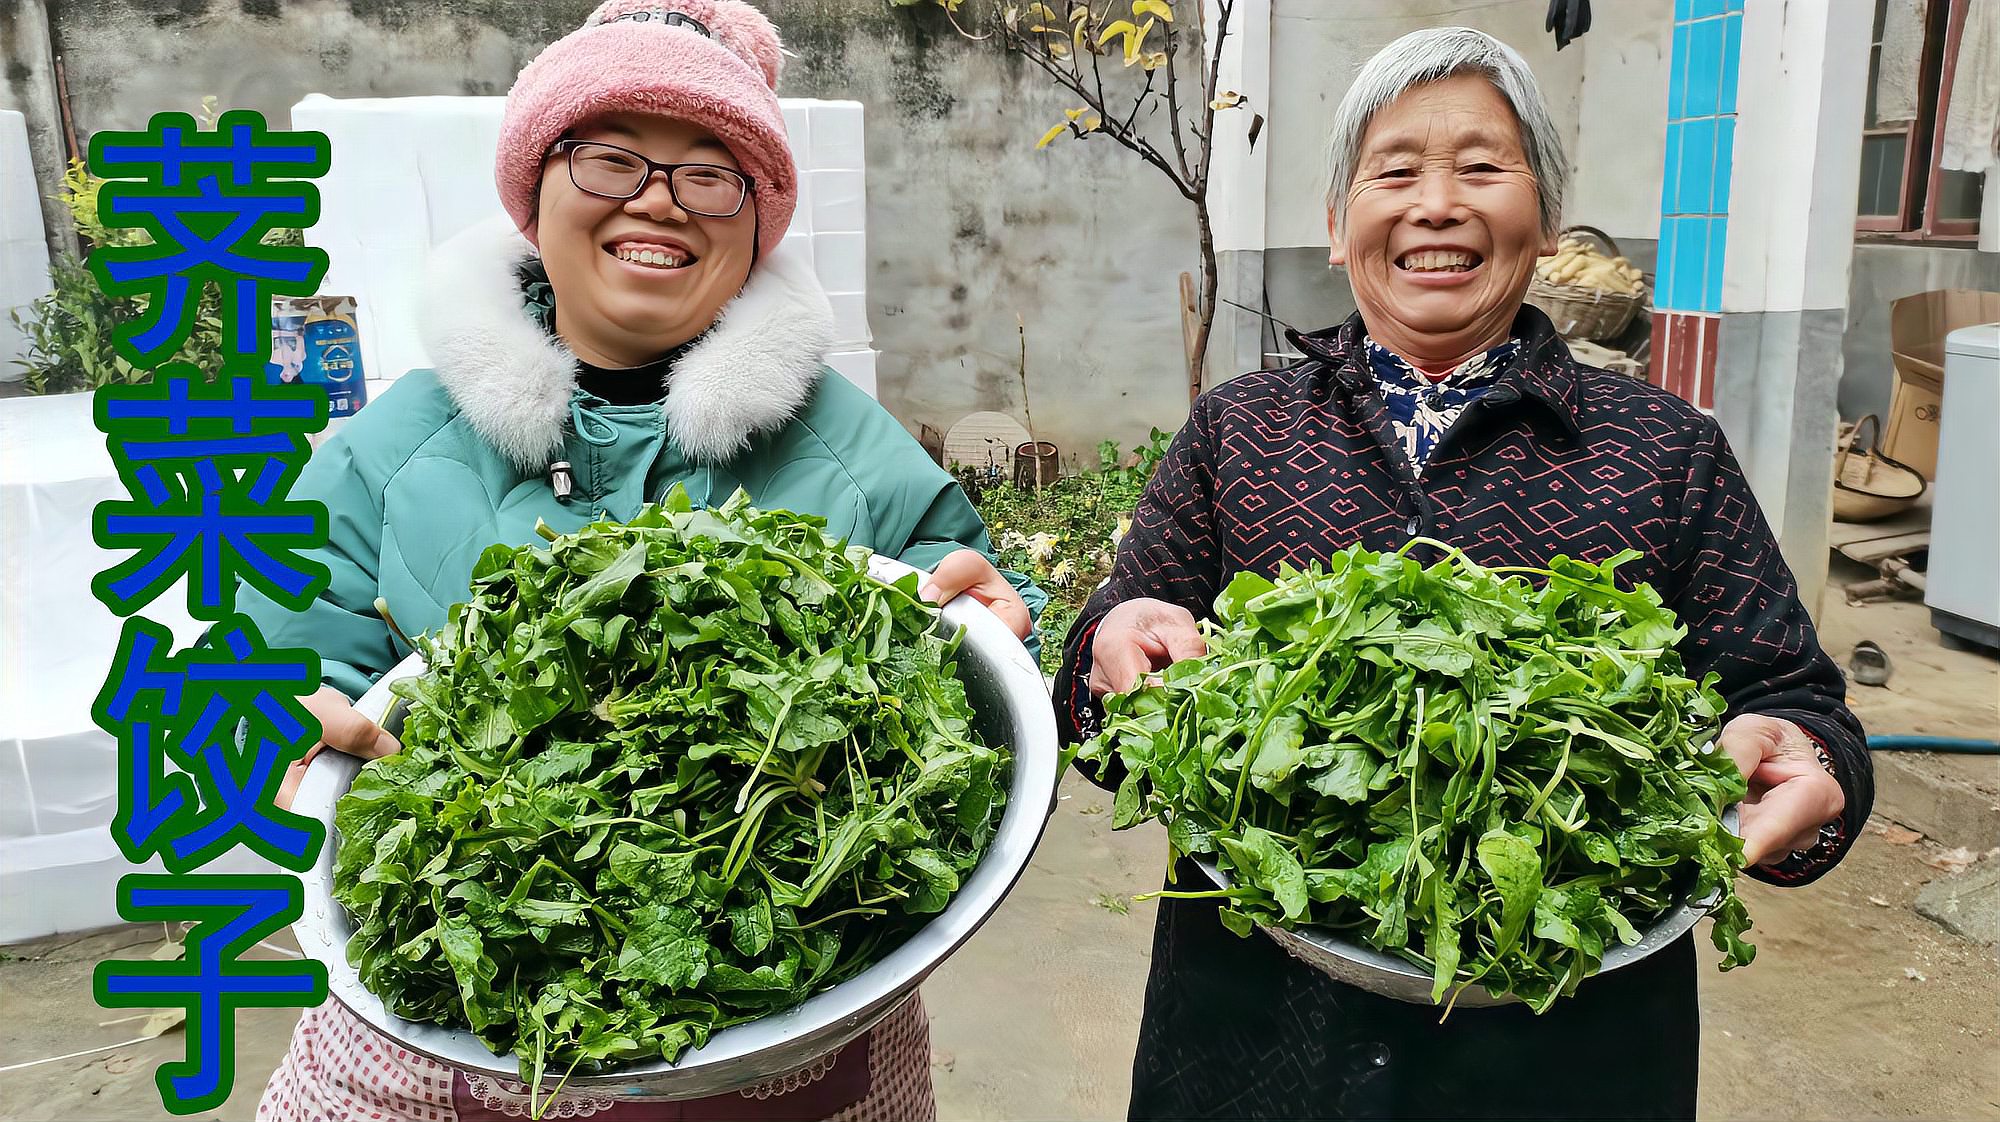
[[1048, 558, 1077, 588], [1023, 532, 1061, 563]]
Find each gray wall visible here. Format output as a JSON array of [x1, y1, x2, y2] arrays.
[[0, 0, 75, 258], [0, 0, 1194, 453], [1841, 243, 2000, 423]]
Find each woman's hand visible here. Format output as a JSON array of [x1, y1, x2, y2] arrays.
[[1088, 597, 1206, 697], [1719, 714, 1846, 867], [921, 549, 1034, 640], [274, 686, 404, 811]]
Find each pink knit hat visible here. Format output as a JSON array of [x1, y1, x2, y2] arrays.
[[496, 0, 795, 257]]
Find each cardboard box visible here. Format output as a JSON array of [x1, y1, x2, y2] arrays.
[[1885, 289, 2000, 479]]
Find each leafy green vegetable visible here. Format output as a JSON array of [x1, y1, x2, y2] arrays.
[[1077, 540, 1753, 1012], [332, 489, 1007, 1091]]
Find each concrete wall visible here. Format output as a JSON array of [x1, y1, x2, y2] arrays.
[[1568, 2, 1672, 246], [1841, 243, 2000, 423], [0, 0, 75, 259], [768, 3, 1198, 455], [0, 0, 1193, 453]]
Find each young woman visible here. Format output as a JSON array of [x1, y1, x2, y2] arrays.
[[246, 4, 1039, 1118]]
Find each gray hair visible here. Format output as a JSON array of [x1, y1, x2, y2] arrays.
[[1324, 27, 1569, 237]]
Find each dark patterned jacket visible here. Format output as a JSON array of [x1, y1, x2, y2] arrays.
[[1052, 307, 1873, 1119]]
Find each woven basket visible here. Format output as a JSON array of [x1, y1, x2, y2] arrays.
[[1832, 414, 1926, 523], [1524, 226, 1647, 342]]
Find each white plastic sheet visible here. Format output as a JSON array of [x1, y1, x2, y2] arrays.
[[0, 392, 205, 941]]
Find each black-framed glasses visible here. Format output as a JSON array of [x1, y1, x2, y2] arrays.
[[551, 139, 754, 218]]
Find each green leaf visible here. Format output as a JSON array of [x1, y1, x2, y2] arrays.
[[1305, 745, 1375, 802], [729, 893, 775, 957], [1476, 829, 1542, 962], [607, 842, 699, 903], [1220, 827, 1308, 921], [616, 905, 708, 989]]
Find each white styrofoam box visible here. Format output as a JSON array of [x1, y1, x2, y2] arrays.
[[1, 110, 53, 382], [293, 95, 507, 383], [826, 347, 878, 398], [782, 184, 813, 239], [808, 168, 867, 234], [781, 103, 811, 166], [0, 832, 138, 942], [0, 389, 217, 939], [778, 231, 816, 273], [826, 292, 871, 349], [413, 104, 508, 246], [812, 231, 868, 296], [808, 101, 866, 170]]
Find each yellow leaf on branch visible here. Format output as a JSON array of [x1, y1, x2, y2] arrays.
[[1097, 17, 1137, 46], [1098, 16, 1156, 66], [1036, 122, 1069, 149], [1133, 0, 1175, 20]]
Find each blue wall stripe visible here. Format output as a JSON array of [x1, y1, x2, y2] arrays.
[[1659, 7, 1742, 312]]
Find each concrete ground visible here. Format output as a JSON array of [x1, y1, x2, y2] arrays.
[[2, 591, 1994, 1122]]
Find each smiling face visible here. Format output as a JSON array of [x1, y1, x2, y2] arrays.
[[1329, 72, 1556, 370], [536, 112, 758, 368]]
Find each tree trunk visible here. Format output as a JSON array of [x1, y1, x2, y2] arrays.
[[1189, 196, 1217, 402]]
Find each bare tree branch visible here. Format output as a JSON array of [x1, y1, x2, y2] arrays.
[[1194, 0, 1234, 191], [1075, 3, 1117, 150], [1162, 20, 1194, 183], [1119, 68, 1157, 137], [1000, 20, 1197, 198]]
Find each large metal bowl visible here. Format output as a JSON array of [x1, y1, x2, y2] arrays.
[[1194, 804, 1739, 1007], [292, 555, 1059, 1099]]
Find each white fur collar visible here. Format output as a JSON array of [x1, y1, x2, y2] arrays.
[[418, 215, 834, 469]]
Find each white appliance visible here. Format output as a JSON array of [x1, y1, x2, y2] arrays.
[[1925, 322, 2000, 650]]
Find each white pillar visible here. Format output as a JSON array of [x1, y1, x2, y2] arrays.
[[1713, 0, 1871, 613], [1203, 0, 1271, 386]]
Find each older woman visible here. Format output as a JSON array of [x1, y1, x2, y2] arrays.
[[242, 3, 1040, 1118], [1055, 27, 1868, 1121]]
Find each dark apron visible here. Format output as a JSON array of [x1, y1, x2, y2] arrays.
[[1128, 860, 1700, 1121]]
